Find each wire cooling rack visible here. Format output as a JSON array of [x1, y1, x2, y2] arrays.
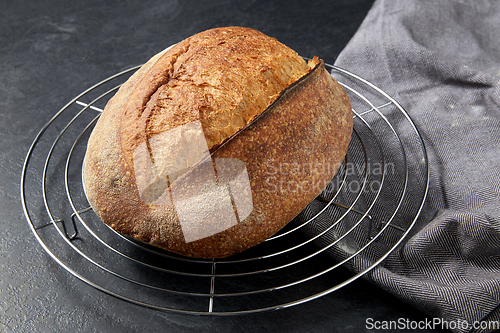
[[21, 60, 429, 315]]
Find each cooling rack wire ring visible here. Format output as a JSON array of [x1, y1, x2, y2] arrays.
[[21, 60, 429, 315]]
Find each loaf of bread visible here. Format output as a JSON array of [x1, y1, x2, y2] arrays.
[[83, 27, 352, 258]]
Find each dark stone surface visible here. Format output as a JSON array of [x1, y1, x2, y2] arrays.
[[1, 0, 447, 332]]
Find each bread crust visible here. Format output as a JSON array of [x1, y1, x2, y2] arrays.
[[83, 27, 352, 258]]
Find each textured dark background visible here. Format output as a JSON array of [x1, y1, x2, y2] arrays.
[[1, 0, 446, 332]]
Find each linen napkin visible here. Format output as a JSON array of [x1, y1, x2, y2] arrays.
[[309, 1, 500, 332]]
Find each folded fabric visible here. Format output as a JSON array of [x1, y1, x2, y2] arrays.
[[308, 1, 500, 332]]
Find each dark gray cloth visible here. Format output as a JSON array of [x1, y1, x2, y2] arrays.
[[331, 1, 500, 332]]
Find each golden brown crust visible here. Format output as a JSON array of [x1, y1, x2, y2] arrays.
[[119, 27, 313, 167], [82, 27, 352, 258]]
